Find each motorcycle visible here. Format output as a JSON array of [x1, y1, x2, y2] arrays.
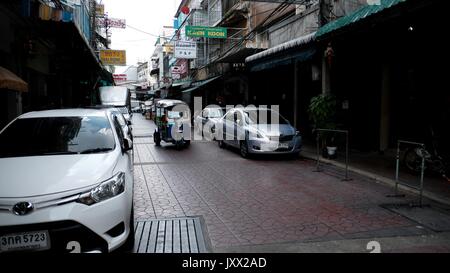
[[403, 126, 450, 182]]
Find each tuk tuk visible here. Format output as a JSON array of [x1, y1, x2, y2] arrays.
[[153, 99, 191, 149]]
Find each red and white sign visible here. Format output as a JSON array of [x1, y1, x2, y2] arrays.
[[113, 74, 127, 82], [98, 18, 126, 29], [171, 59, 188, 76]]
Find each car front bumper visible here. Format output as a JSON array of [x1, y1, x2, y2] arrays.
[[0, 190, 132, 253], [247, 135, 302, 155]]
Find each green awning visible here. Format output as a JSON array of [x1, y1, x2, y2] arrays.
[[316, 0, 408, 38], [182, 76, 221, 93]]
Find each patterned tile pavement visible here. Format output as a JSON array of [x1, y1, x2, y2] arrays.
[[131, 115, 434, 249]]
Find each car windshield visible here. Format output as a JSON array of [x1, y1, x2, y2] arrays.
[[244, 109, 289, 125], [206, 108, 223, 118], [0, 116, 115, 158]]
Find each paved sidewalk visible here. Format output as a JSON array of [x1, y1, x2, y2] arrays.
[[131, 115, 450, 252]]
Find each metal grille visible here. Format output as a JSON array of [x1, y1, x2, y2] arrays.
[[133, 217, 209, 253]]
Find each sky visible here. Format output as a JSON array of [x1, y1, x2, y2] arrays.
[[100, 0, 180, 73]]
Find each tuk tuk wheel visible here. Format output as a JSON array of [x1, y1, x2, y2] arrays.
[[154, 130, 161, 146], [175, 141, 183, 150]]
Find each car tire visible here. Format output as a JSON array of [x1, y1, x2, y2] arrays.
[[240, 140, 249, 158]]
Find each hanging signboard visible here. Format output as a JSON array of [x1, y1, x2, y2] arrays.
[[174, 41, 197, 59], [99, 50, 126, 66], [185, 26, 227, 39], [96, 4, 104, 16], [97, 18, 126, 29], [113, 74, 127, 82], [163, 43, 174, 53]]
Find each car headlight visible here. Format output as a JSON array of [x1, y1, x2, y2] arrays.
[[77, 172, 125, 205]]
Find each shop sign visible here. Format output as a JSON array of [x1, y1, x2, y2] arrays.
[[163, 43, 174, 53], [174, 41, 197, 59], [96, 4, 104, 15], [185, 26, 227, 39], [113, 74, 127, 82], [98, 18, 126, 28], [99, 50, 126, 66]]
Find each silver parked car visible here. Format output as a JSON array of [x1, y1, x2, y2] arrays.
[[216, 108, 302, 158]]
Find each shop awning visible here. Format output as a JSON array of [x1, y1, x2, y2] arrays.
[[0, 66, 28, 92], [316, 0, 409, 38], [248, 48, 316, 72], [246, 32, 316, 63], [182, 76, 221, 93]]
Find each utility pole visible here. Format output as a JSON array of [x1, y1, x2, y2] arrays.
[[319, 0, 332, 27]]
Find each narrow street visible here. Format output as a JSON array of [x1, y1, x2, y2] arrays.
[[131, 114, 450, 252]]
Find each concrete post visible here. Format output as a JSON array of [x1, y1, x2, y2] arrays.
[[379, 63, 391, 152], [293, 60, 299, 128], [322, 55, 331, 95]]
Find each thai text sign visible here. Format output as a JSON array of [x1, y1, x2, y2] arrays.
[[163, 43, 174, 53], [174, 41, 197, 59], [100, 50, 126, 66], [113, 74, 127, 82], [96, 4, 104, 15], [185, 26, 227, 39]]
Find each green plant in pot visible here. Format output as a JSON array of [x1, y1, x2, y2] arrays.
[[308, 94, 338, 158]]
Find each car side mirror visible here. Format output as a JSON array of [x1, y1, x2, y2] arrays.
[[127, 120, 132, 126], [123, 138, 133, 152]]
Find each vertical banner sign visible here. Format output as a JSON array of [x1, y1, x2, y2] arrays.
[[99, 50, 126, 66], [174, 41, 197, 59]]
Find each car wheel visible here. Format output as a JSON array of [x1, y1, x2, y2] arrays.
[[240, 140, 249, 158], [175, 141, 183, 150]]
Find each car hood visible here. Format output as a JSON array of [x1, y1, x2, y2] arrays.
[[0, 152, 119, 198], [249, 124, 296, 137]]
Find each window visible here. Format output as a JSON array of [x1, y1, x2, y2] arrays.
[[0, 116, 115, 158], [244, 110, 289, 125], [206, 108, 223, 118], [225, 110, 235, 122]]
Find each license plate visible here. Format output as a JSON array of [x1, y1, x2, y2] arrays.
[[0, 231, 50, 253], [278, 142, 289, 149]]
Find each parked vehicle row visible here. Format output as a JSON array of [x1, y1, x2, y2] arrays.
[[186, 102, 302, 158]]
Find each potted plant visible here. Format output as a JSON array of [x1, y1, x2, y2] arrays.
[[308, 94, 338, 158]]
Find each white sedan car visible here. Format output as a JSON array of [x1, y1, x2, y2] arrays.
[[0, 108, 134, 253]]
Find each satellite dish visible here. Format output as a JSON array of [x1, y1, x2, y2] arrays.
[[181, 6, 190, 15]]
